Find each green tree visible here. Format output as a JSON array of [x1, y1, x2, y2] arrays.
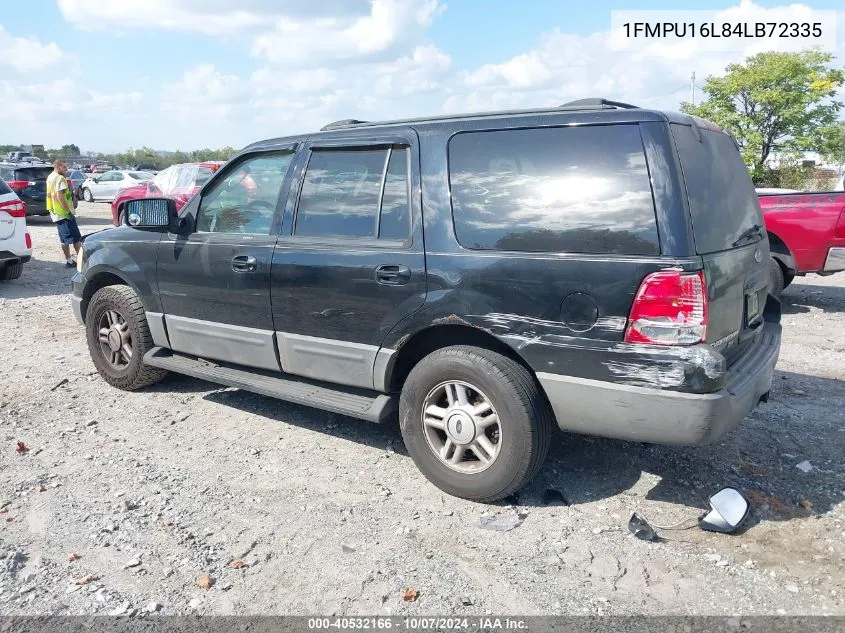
[[681, 49, 844, 180], [60, 144, 81, 157]]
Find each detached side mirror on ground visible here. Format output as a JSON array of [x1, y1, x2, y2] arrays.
[[699, 487, 750, 533], [123, 198, 185, 234]]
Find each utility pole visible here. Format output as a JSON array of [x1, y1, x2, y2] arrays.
[[691, 72, 696, 106]]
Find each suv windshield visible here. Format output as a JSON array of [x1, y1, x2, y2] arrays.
[[671, 123, 763, 254]]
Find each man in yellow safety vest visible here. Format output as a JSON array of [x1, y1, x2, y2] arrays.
[[46, 160, 82, 268]]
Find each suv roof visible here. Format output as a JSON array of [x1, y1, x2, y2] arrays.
[[244, 97, 705, 151]]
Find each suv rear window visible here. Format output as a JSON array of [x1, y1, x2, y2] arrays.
[[14, 167, 52, 181], [448, 124, 660, 255], [670, 123, 763, 254], [0, 179, 11, 195]]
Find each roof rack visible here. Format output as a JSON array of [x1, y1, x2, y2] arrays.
[[559, 98, 640, 110], [320, 119, 369, 131]]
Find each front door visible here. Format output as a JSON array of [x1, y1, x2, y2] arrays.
[[91, 171, 117, 199], [270, 130, 426, 390], [156, 150, 295, 371]]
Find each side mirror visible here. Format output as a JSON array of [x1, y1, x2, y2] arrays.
[[123, 198, 184, 233], [699, 487, 750, 533], [93, 177, 100, 183]]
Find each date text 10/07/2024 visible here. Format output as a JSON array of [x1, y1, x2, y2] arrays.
[[307, 617, 528, 630], [622, 22, 823, 39]]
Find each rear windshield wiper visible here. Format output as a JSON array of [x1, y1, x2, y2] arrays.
[[732, 224, 763, 248]]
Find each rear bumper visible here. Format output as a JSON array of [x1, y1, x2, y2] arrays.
[[823, 247, 845, 273], [0, 251, 31, 265], [537, 322, 782, 446]]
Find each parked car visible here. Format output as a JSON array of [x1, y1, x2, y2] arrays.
[[758, 190, 845, 296], [0, 162, 53, 216], [6, 151, 35, 163], [80, 170, 154, 202], [111, 162, 224, 225], [0, 178, 32, 280], [131, 163, 159, 174], [67, 169, 86, 198], [71, 98, 781, 502]]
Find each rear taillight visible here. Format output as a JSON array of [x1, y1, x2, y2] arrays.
[[835, 210, 845, 239], [25, 233, 32, 249], [624, 269, 708, 346], [0, 199, 26, 218], [7, 180, 28, 191]]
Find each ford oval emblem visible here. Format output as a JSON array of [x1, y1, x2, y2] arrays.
[[754, 249, 762, 263]]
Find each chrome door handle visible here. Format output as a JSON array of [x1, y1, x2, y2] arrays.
[[232, 255, 257, 272], [375, 264, 412, 285]]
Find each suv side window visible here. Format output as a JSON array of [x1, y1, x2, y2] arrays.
[[196, 153, 292, 235], [448, 125, 660, 255], [294, 147, 410, 241]]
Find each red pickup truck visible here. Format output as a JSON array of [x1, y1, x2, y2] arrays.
[[758, 191, 845, 297]]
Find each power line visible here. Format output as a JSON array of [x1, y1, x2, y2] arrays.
[[691, 72, 696, 106]]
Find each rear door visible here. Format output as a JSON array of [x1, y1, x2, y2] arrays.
[[270, 130, 426, 390], [670, 122, 770, 364]]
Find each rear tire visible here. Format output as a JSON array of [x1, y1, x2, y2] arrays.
[[0, 262, 23, 281], [769, 258, 785, 299], [82, 188, 93, 202], [399, 345, 553, 502], [85, 285, 168, 390]]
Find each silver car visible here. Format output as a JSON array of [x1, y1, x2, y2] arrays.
[[80, 170, 153, 202]]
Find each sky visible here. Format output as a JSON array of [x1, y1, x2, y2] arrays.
[[0, 0, 843, 153]]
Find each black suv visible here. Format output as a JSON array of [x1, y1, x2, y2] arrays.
[[71, 99, 782, 502], [0, 162, 53, 216]]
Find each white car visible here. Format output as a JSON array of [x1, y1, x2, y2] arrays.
[[0, 179, 32, 281], [80, 170, 154, 202]]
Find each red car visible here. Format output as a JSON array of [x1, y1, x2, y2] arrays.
[[111, 161, 225, 225], [759, 191, 845, 296]]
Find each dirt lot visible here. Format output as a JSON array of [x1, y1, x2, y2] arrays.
[[1, 201, 844, 617]]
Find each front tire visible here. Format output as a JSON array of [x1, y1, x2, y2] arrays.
[[399, 346, 553, 502], [0, 262, 23, 281], [85, 285, 168, 390], [82, 188, 93, 202]]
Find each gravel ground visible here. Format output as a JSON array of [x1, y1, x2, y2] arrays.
[[1, 201, 844, 617]]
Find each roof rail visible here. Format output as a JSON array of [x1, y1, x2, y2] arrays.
[[320, 118, 369, 131], [559, 98, 640, 110]]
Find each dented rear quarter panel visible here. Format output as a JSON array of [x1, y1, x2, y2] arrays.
[[379, 118, 729, 394]]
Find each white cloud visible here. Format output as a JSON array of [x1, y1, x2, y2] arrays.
[[450, 2, 845, 115], [57, 0, 443, 59], [0, 25, 74, 75], [251, 0, 445, 66], [6, 1, 844, 153]]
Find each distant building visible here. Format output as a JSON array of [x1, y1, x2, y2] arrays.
[[765, 151, 843, 172]]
